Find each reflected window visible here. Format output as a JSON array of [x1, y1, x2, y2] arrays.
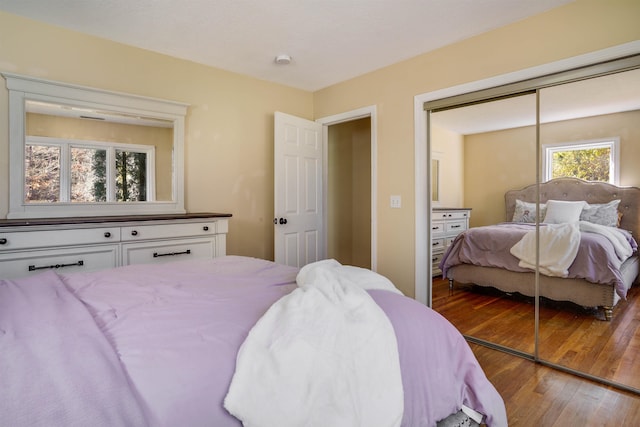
[[25, 136, 154, 204], [115, 149, 148, 202], [25, 143, 60, 203], [543, 138, 619, 184]]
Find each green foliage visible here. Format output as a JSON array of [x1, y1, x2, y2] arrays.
[[116, 150, 147, 201], [92, 150, 107, 202], [551, 147, 610, 182]]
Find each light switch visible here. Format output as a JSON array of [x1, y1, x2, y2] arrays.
[[390, 195, 402, 208]]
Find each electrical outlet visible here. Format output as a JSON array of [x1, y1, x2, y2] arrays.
[[390, 195, 402, 208]]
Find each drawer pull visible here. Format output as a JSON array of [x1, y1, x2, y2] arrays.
[[29, 260, 84, 271], [153, 249, 191, 258], [432, 242, 440, 246], [0, 238, 6, 245], [104, 232, 111, 238], [203, 226, 209, 231], [131, 230, 138, 236], [451, 225, 461, 228]]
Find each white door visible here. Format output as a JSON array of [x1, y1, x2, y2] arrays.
[[274, 112, 324, 268]]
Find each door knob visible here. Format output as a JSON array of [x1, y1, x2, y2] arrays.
[[274, 217, 288, 225]]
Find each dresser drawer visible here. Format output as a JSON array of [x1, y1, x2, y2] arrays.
[[0, 227, 120, 251], [445, 236, 459, 247], [432, 237, 445, 251], [121, 237, 217, 266], [445, 220, 467, 234], [431, 220, 445, 235], [434, 211, 469, 221], [120, 220, 225, 242], [432, 251, 444, 276], [0, 245, 119, 280]]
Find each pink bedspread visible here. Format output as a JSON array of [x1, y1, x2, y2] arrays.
[[1, 256, 506, 426]]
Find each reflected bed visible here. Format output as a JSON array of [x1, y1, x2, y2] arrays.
[[441, 178, 640, 320]]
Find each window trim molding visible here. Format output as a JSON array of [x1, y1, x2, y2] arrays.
[[2, 72, 188, 219], [542, 137, 620, 184]]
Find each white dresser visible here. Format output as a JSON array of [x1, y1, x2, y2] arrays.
[[432, 208, 471, 276], [0, 213, 230, 280]]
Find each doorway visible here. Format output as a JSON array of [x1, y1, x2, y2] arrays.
[[317, 105, 377, 271], [327, 118, 371, 268]]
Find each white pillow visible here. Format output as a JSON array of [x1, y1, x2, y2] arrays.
[[580, 199, 621, 227], [543, 200, 587, 224]]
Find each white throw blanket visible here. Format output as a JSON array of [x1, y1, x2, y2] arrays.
[[510, 222, 581, 277], [510, 221, 633, 277], [224, 259, 404, 427]]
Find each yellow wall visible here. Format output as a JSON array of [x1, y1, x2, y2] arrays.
[[464, 110, 640, 228], [0, 10, 313, 259], [1, 0, 639, 296], [431, 123, 464, 208], [313, 0, 640, 296]]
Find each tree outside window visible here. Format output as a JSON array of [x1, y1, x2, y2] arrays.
[[543, 138, 619, 184], [25, 137, 154, 204]]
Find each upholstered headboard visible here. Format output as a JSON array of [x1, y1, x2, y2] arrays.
[[505, 178, 640, 238]]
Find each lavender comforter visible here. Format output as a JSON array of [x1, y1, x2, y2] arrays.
[[440, 223, 638, 299], [1, 256, 506, 427]]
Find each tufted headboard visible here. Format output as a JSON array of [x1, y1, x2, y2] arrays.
[[505, 177, 640, 238]]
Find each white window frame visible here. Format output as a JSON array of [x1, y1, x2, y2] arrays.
[[2, 72, 187, 219], [26, 136, 156, 204], [542, 137, 620, 185]]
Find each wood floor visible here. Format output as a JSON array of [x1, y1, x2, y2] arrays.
[[431, 277, 640, 425], [471, 343, 640, 426]]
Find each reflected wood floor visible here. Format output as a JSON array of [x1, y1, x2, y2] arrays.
[[432, 277, 640, 425]]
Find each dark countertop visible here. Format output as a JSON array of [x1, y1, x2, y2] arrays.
[[0, 212, 232, 228], [433, 207, 472, 211]]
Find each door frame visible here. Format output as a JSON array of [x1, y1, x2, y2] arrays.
[[316, 105, 378, 271], [413, 41, 640, 306]]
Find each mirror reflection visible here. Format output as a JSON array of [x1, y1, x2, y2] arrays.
[[25, 100, 174, 204], [431, 93, 537, 355], [537, 68, 640, 391], [431, 66, 640, 393]]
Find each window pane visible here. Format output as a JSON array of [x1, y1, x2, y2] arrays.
[[551, 147, 610, 182], [71, 147, 107, 202], [25, 145, 60, 203], [115, 150, 147, 202]]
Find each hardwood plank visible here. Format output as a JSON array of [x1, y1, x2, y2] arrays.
[[433, 276, 640, 390], [470, 344, 640, 426]]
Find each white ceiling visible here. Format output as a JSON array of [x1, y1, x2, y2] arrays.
[[0, 0, 574, 91], [432, 67, 640, 135]]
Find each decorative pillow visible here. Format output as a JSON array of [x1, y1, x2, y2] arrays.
[[543, 200, 587, 224], [580, 199, 621, 227], [512, 199, 546, 223]]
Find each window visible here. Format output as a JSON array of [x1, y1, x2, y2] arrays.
[[3, 72, 187, 219], [542, 138, 619, 184], [25, 136, 155, 204]]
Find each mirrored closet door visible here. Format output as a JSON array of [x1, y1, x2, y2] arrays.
[[537, 67, 640, 392], [430, 93, 537, 356], [428, 54, 640, 394]]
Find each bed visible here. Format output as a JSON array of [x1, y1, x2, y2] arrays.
[[440, 178, 640, 321], [0, 255, 507, 427]]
